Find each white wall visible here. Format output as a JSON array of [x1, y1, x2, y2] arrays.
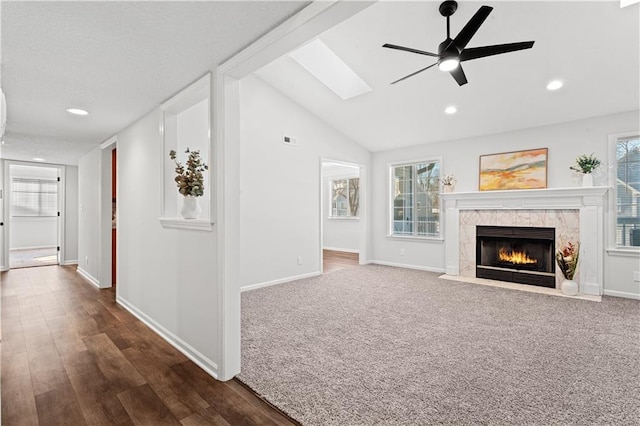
[[78, 147, 101, 282], [370, 110, 640, 297], [114, 108, 219, 376], [239, 75, 371, 289], [64, 166, 79, 263], [322, 165, 360, 252]]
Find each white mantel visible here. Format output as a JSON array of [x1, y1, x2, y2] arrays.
[[443, 187, 609, 296]]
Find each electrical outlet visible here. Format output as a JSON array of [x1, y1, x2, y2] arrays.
[[400, 248, 405, 256], [297, 256, 303, 265], [633, 271, 640, 282]]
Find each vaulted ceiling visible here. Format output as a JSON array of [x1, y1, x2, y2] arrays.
[[1, 1, 638, 165], [256, 1, 640, 152]]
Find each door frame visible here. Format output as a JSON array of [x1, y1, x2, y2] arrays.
[[319, 158, 368, 274], [99, 136, 117, 289], [1, 159, 66, 271]]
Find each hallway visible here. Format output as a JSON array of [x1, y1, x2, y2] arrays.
[[1, 265, 296, 425]]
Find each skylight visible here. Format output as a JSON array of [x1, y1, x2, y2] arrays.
[[289, 39, 372, 100]]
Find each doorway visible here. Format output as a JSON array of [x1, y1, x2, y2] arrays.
[[7, 164, 61, 269], [320, 159, 364, 274]]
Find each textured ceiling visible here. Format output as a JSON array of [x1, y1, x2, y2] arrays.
[[0, 1, 309, 165], [256, 1, 640, 152]]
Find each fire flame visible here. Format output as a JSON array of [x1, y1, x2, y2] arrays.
[[498, 248, 537, 265]]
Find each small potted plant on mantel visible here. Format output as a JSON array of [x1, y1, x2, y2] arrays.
[[169, 148, 208, 219], [441, 173, 457, 193], [570, 153, 601, 187]]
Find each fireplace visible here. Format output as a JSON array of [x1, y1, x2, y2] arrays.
[[476, 226, 555, 288]]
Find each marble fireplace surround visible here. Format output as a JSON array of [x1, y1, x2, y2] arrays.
[[443, 187, 608, 296]]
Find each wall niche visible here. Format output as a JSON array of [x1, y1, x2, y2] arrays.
[[159, 73, 212, 230]]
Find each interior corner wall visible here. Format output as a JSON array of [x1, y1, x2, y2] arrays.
[[78, 147, 101, 283], [370, 110, 640, 297], [64, 165, 79, 263], [115, 108, 219, 376], [238, 75, 371, 289]]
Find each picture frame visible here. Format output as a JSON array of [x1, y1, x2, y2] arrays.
[[479, 148, 548, 191]]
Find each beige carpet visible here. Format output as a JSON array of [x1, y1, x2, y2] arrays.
[[240, 265, 640, 425]]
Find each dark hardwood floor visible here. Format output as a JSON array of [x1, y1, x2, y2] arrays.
[[322, 249, 359, 274], [1, 265, 298, 425]]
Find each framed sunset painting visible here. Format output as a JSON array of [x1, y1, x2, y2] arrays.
[[479, 148, 548, 191]]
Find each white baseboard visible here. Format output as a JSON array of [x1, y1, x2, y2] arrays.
[[116, 296, 219, 379], [323, 247, 359, 254], [368, 260, 445, 274], [603, 289, 640, 300], [241, 271, 322, 292], [77, 267, 100, 288], [61, 260, 78, 266]]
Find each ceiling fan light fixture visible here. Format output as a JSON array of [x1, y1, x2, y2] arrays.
[[438, 57, 460, 72]]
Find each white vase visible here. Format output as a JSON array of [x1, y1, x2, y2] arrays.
[[443, 185, 455, 193], [180, 195, 202, 219], [561, 279, 579, 296], [582, 173, 593, 187]]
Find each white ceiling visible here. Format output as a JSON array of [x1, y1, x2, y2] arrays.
[[1, 2, 638, 165], [256, 1, 640, 152], [0, 1, 309, 165]]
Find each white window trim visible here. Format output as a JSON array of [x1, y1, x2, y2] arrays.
[[387, 157, 443, 240], [607, 131, 640, 255]]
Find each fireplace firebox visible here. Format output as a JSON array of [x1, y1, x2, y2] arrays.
[[476, 226, 555, 288]]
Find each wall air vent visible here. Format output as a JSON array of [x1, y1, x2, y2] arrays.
[[283, 135, 297, 146]]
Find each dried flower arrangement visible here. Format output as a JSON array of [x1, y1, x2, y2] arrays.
[[556, 241, 580, 280], [441, 173, 457, 186], [169, 148, 208, 197]]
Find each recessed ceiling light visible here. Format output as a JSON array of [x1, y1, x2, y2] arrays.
[[32, 157, 45, 162], [289, 39, 372, 100], [66, 107, 89, 116], [445, 106, 457, 115], [546, 80, 563, 91]]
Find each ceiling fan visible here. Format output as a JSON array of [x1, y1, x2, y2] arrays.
[[382, 0, 535, 86]]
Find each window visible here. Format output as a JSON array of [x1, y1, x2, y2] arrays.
[[11, 178, 58, 217], [390, 160, 440, 237], [613, 135, 640, 247], [330, 177, 359, 217]]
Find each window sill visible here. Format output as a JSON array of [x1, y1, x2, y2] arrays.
[[159, 218, 214, 231], [386, 234, 444, 242], [606, 248, 640, 258], [328, 217, 359, 221]]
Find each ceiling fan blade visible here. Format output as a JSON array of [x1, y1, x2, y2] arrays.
[[460, 41, 535, 62], [450, 65, 468, 86], [453, 5, 493, 50], [391, 63, 437, 84], [382, 43, 439, 58]]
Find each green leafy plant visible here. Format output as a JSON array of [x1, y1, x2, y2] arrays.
[[169, 148, 208, 197], [570, 153, 601, 174], [556, 241, 580, 280]]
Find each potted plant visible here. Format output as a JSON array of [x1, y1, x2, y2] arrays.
[[570, 153, 601, 187], [555, 240, 580, 295], [441, 173, 456, 193], [169, 148, 208, 219]]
